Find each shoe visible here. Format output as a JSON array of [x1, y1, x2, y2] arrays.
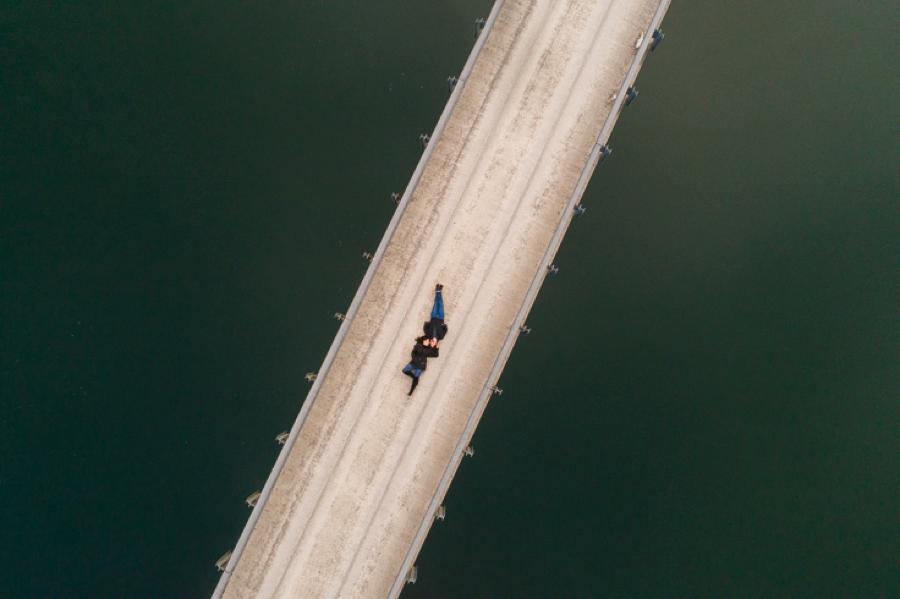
[[435, 283, 443, 292]]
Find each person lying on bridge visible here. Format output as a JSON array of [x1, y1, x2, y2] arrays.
[[402, 284, 447, 396], [402, 336, 438, 396]]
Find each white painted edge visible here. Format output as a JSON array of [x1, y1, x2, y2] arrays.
[[211, 2, 507, 596], [386, 0, 673, 596]]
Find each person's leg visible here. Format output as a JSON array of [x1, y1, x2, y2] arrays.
[[403, 364, 422, 394], [431, 288, 444, 320]]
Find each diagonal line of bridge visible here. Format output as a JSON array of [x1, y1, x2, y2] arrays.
[[214, 0, 672, 596]]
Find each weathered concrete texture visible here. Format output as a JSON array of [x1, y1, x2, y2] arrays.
[[218, 0, 664, 597]]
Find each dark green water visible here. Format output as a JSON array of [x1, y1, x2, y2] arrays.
[[2, 1, 897, 597]]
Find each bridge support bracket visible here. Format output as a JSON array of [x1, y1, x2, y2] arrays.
[[215, 551, 232, 572], [651, 28, 665, 51], [625, 86, 639, 106], [599, 144, 612, 160], [474, 17, 486, 38], [245, 491, 261, 508]]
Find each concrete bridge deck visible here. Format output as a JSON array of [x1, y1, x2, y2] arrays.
[[214, 0, 670, 596]]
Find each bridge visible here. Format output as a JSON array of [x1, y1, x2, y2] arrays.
[[214, 0, 671, 596]]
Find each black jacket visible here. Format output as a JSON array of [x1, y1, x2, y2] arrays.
[[423, 319, 448, 340], [410, 336, 439, 369]]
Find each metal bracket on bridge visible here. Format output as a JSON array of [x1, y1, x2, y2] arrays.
[[574, 203, 586, 216], [334, 312, 346, 322], [599, 144, 612, 160], [447, 75, 459, 93], [435, 505, 446, 522], [304, 372, 317, 383], [419, 133, 430, 148], [464, 445, 475, 458], [245, 491, 261, 508], [275, 431, 288, 445], [625, 86, 639, 106], [547, 263, 560, 276], [215, 551, 232, 572], [491, 386, 503, 396], [391, 192, 401, 205], [362, 252, 374, 262], [406, 565, 418, 584], [519, 324, 532, 335], [651, 28, 665, 51], [474, 17, 486, 38]]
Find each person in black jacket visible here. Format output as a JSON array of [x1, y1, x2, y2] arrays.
[[402, 336, 439, 395]]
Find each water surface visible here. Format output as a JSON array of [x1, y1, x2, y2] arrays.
[[2, 1, 897, 596]]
